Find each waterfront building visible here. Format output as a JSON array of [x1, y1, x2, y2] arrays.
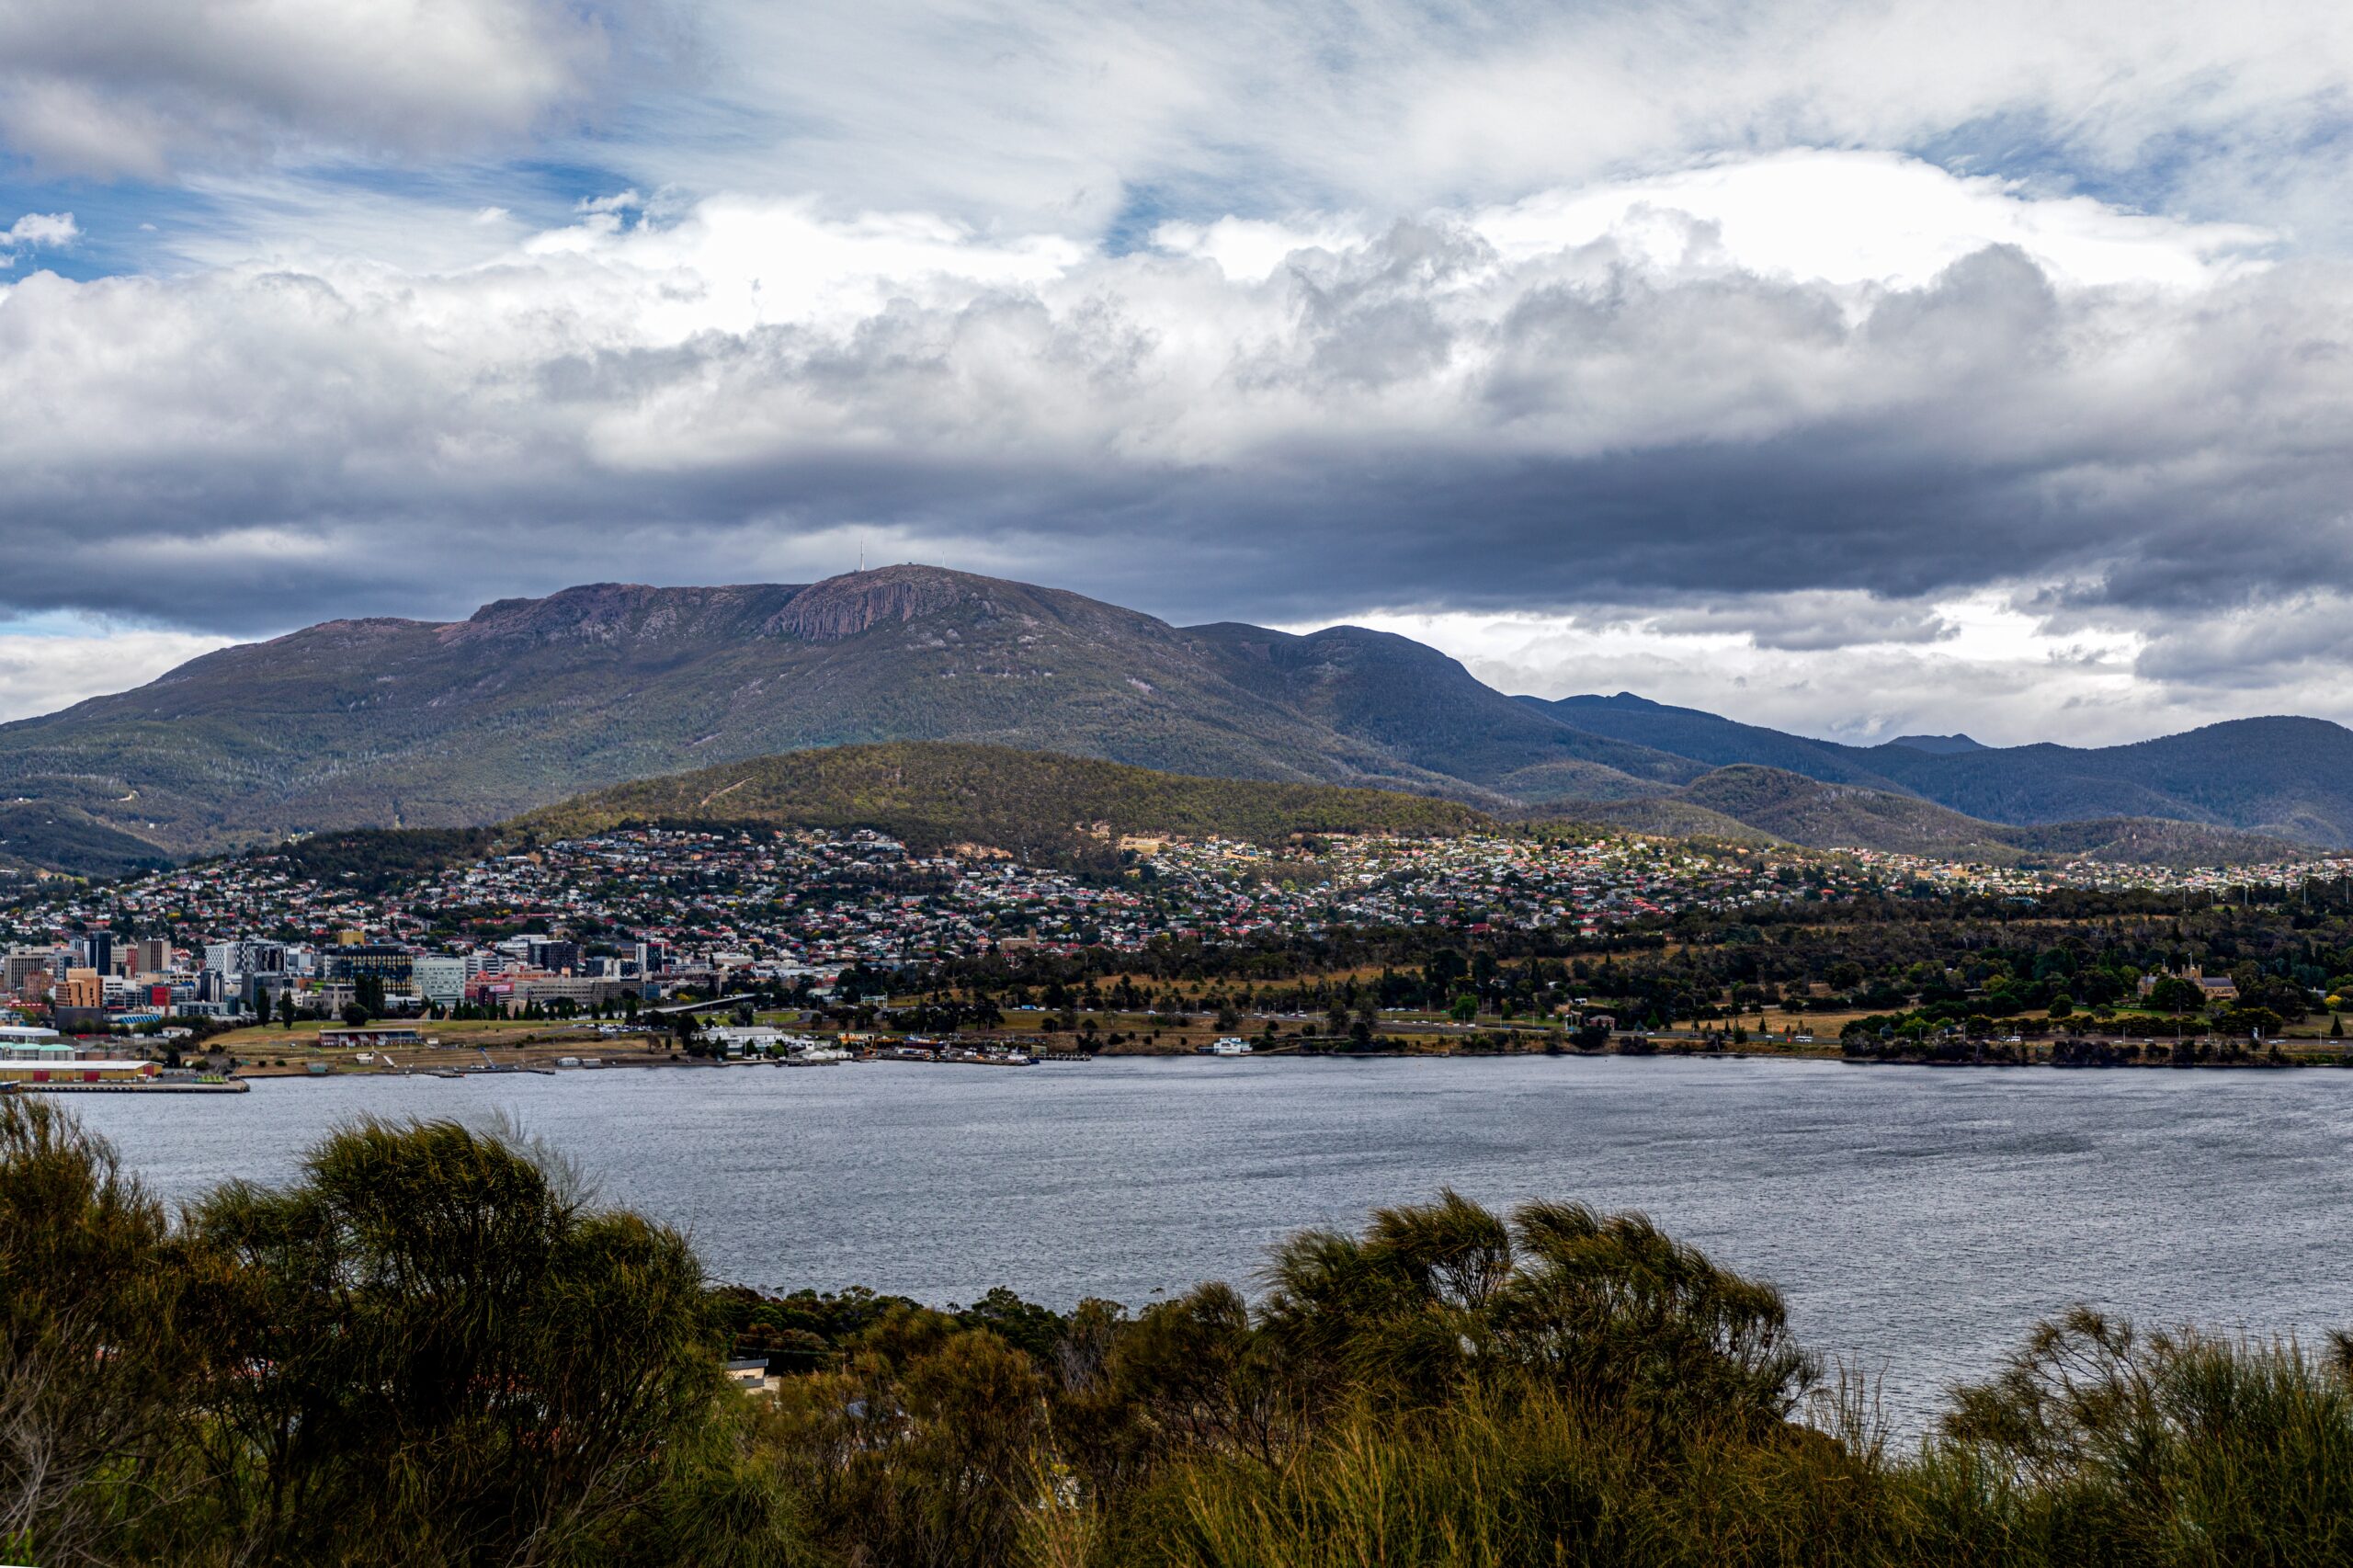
[[318, 1024, 425, 1049]]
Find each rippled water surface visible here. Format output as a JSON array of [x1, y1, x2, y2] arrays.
[[66, 1056, 2353, 1426]]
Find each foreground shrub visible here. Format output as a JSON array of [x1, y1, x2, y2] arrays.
[[0, 1108, 799, 1568], [6, 1108, 2351, 1568], [1893, 1308, 2353, 1566], [0, 1097, 192, 1564]]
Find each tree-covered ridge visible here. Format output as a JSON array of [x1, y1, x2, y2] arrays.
[[9, 1104, 2351, 1568], [512, 742, 1494, 861], [267, 826, 506, 893], [0, 802, 173, 878]]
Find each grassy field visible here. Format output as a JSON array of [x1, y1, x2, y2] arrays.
[[204, 1019, 678, 1076]]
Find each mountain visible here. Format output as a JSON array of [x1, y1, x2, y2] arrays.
[[1193, 627, 1703, 795], [1525, 696, 2353, 847], [1566, 767, 2301, 867], [1887, 733, 1985, 755], [0, 569, 1500, 866], [513, 742, 1492, 862], [2, 562, 2346, 876], [1527, 694, 1899, 789], [1842, 719, 2353, 845]]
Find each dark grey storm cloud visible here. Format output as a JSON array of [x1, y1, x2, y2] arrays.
[[6, 187, 2346, 655]]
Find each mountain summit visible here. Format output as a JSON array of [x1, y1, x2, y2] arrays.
[[3, 565, 2351, 873], [770, 564, 1025, 641]]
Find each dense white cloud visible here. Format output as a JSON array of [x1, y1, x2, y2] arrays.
[[1, 149, 2348, 756], [0, 0, 610, 176], [616, 0, 2353, 235], [0, 208, 73, 267], [6, 2, 2353, 739], [0, 619, 230, 722]]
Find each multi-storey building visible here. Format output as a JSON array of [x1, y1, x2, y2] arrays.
[[413, 955, 466, 1007]]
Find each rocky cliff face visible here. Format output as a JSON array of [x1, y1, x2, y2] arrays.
[[768, 565, 1005, 642], [443, 583, 806, 647]]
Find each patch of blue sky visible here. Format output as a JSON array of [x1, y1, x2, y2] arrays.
[[1101, 183, 1182, 256], [0, 172, 219, 281], [1910, 105, 2353, 243], [1099, 159, 1344, 256], [0, 609, 136, 639], [2, 147, 658, 283]]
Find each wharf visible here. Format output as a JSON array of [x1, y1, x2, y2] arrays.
[[6, 1079, 251, 1095]]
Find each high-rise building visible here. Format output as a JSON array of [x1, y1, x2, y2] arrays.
[[413, 956, 465, 1007], [4, 950, 54, 994], [59, 969, 104, 1009], [133, 937, 171, 976], [526, 937, 579, 974], [324, 945, 414, 982], [203, 940, 287, 977], [81, 931, 113, 977]]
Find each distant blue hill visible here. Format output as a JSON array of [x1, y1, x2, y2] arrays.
[[1520, 695, 2353, 848]]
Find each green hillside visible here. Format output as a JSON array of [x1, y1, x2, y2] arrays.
[[1677, 767, 2025, 860], [269, 827, 507, 894], [512, 743, 1493, 860], [1998, 817, 2300, 867]]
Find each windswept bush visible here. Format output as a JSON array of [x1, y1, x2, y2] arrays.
[[0, 1097, 192, 1565], [0, 1108, 799, 1568], [1894, 1308, 2353, 1565]]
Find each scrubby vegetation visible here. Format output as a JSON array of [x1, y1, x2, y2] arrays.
[[7, 1103, 2350, 1567]]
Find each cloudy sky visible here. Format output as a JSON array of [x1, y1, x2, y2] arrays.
[[4, 0, 2351, 745]]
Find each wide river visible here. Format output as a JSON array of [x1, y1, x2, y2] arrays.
[[63, 1056, 2353, 1429]]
